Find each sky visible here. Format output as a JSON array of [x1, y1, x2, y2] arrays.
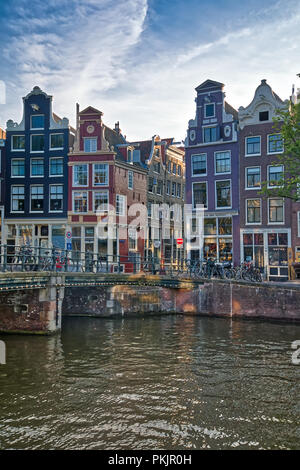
[[0, 0, 300, 141]]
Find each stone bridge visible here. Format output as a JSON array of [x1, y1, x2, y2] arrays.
[[0, 272, 299, 334]]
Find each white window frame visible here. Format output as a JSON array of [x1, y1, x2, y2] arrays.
[[267, 133, 284, 155], [73, 190, 88, 214], [30, 114, 45, 130], [11, 135, 25, 152], [49, 133, 64, 150], [30, 134, 45, 153], [128, 170, 133, 189], [267, 164, 284, 189], [192, 181, 207, 209], [73, 164, 88, 187], [245, 135, 261, 157], [30, 158, 44, 178], [11, 158, 25, 178], [214, 150, 231, 175], [49, 184, 63, 213], [215, 179, 232, 210], [203, 125, 218, 143], [268, 197, 285, 225], [245, 198, 262, 225], [245, 166, 261, 190], [93, 190, 109, 213], [116, 194, 126, 216], [49, 157, 64, 177], [93, 163, 108, 186], [30, 185, 44, 213], [83, 137, 97, 153], [298, 212, 300, 237], [191, 153, 207, 177], [204, 102, 215, 118], [11, 185, 25, 213]]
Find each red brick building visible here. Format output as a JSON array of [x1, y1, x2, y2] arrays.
[[67, 106, 147, 272]]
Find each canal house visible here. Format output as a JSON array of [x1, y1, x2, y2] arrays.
[[4, 86, 73, 250]]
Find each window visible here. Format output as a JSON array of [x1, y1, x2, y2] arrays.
[[31, 115, 44, 129], [216, 180, 231, 208], [116, 194, 125, 215], [193, 182, 207, 208], [246, 136, 260, 155], [268, 134, 283, 154], [172, 163, 177, 174], [11, 186, 25, 212], [94, 191, 108, 212], [177, 183, 181, 198], [203, 126, 217, 143], [84, 138, 97, 152], [128, 149, 132, 162], [31, 134, 45, 152], [269, 198, 284, 223], [259, 111, 269, 121], [50, 157, 63, 176], [166, 180, 170, 195], [30, 185, 44, 212], [243, 232, 264, 267], [192, 154, 206, 176], [178, 166, 181, 176], [246, 167, 261, 188], [153, 162, 160, 173], [12, 135, 25, 151], [157, 180, 163, 195], [50, 134, 64, 149], [128, 170, 133, 189], [298, 212, 300, 237], [268, 165, 284, 187], [50, 185, 63, 211], [168, 161, 171, 172], [205, 103, 215, 118], [11, 159, 25, 177], [128, 228, 137, 251], [73, 164, 88, 186], [172, 182, 176, 197], [73, 191, 88, 213], [93, 164, 108, 186], [148, 177, 154, 193], [31, 158, 44, 176], [215, 151, 231, 174], [246, 199, 261, 224]]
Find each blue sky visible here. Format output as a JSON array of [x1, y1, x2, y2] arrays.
[[0, 0, 300, 140]]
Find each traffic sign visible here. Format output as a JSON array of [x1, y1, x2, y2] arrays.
[[176, 238, 184, 246], [66, 242, 72, 250], [66, 231, 72, 239]]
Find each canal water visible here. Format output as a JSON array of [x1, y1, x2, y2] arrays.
[[0, 316, 299, 450]]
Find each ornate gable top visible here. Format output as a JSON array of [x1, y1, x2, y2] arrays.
[[79, 106, 103, 116], [195, 79, 224, 92]]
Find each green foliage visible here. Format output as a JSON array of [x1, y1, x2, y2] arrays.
[[259, 101, 300, 201]]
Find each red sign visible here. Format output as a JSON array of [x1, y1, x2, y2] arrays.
[[176, 238, 183, 246]]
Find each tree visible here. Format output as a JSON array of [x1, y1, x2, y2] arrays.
[[260, 101, 300, 201]]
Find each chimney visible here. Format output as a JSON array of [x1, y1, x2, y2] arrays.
[[114, 121, 121, 134]]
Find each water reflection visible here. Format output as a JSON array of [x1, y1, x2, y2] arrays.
[[0, 316, 299, 449]]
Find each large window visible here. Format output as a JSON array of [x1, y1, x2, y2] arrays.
[[31, 134, 45, 152], [215, 151, 231, 174], [11, 186, 25, 212], [11, 159, 25, 177], [12, 135, 25, 151], [243, 233, 264, 267], [216, 180, 231, 208], [268, 165, 284, 187], [268, 134, 283, 154], [94, 191, 109, 212], [246, 199, 261, 224], [50, 185, 63, 211], [203, 126, 217, 143], [73, 164, 88, 186], [50, 134, 64, 149], [116, 194, 125, 215], [93, 164, 108, 186], [31, 115, 44, 129], [203, 217, 232, 262], [31, 158, 44, 176], [246, 136, 261, 155], [73, 191, 88, 213], [193, 182, 207, 208], [84, 138, 97, 152], [269, 198, 284, 223], [50, 157, 63, 176], [30, 185, 44, 212], [246, 167, 261, 188], [191, 154, 206, 176], [268, 233, 288, 266]]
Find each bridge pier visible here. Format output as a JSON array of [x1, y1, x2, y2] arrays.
[[0, 274, 63, 334]]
